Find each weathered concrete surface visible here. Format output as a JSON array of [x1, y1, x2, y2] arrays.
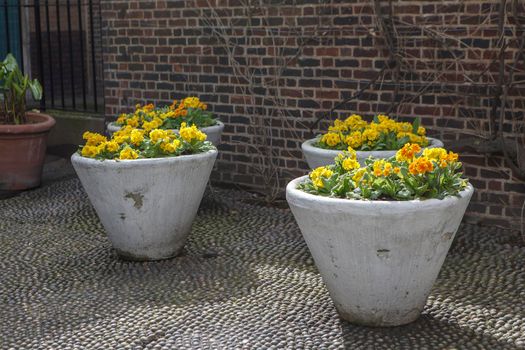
[[287, 176, 474, 327], [0, 166, 524, 349], [72, 150, 217, 260]]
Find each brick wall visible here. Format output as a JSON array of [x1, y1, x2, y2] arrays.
[[100, 0, 525, 229]]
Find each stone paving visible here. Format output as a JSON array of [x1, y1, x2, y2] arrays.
[[0, 168, 524, 349]]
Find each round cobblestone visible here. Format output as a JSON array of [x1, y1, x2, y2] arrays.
[[0, 177, 524, 349]]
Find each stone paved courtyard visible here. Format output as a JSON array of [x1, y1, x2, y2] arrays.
[[1, 164, 524, 349]]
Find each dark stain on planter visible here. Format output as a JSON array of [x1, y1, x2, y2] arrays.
[[442, 232, 454, 241], [124, 192, 144, 209], [376, 249, 390, 259]]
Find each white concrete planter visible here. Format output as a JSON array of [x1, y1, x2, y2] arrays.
[[302, 137, 444, 169], [71, 149, 218, 261], [286, 176, 474, 327], [107, 121, 225, 146]]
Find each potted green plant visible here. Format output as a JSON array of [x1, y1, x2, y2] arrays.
[[287, 144, 473, 326], [0, 53, 55, 195], [107, 97, 224, 146], [72, 123, 217, 260], [302, 114, 443, 168]]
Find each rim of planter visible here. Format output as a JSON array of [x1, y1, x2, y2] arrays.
[[0, 112, 56, 134], [301, 136, 444, 157], [71, 148, 218, 168], [106, 120, 224, 132], [287, 175, 474, 210]]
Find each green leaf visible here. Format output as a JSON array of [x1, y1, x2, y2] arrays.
[[412, 117, 421, 134], [29, 80, 43, 101]]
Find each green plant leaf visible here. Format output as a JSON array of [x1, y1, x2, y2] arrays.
[[412, 117, 421, 134], [29, 80, 43, 101]]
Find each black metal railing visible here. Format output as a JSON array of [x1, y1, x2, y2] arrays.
[[0, 0, 103, 114]]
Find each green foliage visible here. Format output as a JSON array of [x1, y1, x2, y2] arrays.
[[298, 147, 469, 201], [0, 53, 43, 125]]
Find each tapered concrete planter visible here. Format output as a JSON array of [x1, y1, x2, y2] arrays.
[[107, 121, 225, 146], [286, 176, 474, 327], [71, 149, 218, 261], [302, 137, 444, 168]]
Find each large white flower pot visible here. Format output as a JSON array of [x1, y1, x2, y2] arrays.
[[71, 150, 218, 261], [302, 137, 444, 169], [286, 176, 474, 327], [107, 121, 225, 146]]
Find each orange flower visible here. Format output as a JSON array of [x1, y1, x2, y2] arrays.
[[409, 156, 434, 175], [396, 143, 422, 163]]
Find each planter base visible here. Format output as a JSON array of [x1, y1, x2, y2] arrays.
[[114, 247, 184, 261], [337, 306, 422, 327]]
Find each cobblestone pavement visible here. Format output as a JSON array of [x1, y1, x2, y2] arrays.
[[0, 175, 524, 349]]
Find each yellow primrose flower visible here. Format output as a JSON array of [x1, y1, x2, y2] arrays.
[[345, 131, 363, 149], [83, 132, 107, 146], [179, 122, 207, 143], [373, 159, 393, 177], [328, 119, 348, 133], [310, 166, 334, 189], [149, 129, 170, 143], [321, 132, 341, 147], [115, 125, 133, 137], [422, 147, 447, 161], [105, 141, 120, 153], [81, 145, 100, 158], [342, 158, 360, 171], [160, 139, 181, 153], [119, 146, 139, 160], [130, 129, 145, 146], [344, 114, 365, 129], [126, 116, 139, 128], [116, 114, 127, 124], [352, 167, 367, 183], [362, 128, 379, 142]]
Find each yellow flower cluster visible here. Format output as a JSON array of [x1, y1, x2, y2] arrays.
[[318, 114, 428, 151], [179, 122, 207, 143], [337, 147, 360, 172], [373, 159, 395, 177], [79, 123, 213, 160], [309, 166, 334, 189], [116, 97, 215, 131]]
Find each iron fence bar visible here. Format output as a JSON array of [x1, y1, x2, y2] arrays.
[[44, 0, 54, 107], [4, 0, 10, 51], [55, 0, 65, 107], [17, 0, 24, 73], [65, 0, 75, 108], [34, 0, 45, 110], [98, 0, 103, 113], [88, 0, 98, 111], [77, 0, 86, 109]]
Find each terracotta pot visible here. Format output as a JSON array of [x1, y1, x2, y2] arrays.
[[0, 112, 56, 193]]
